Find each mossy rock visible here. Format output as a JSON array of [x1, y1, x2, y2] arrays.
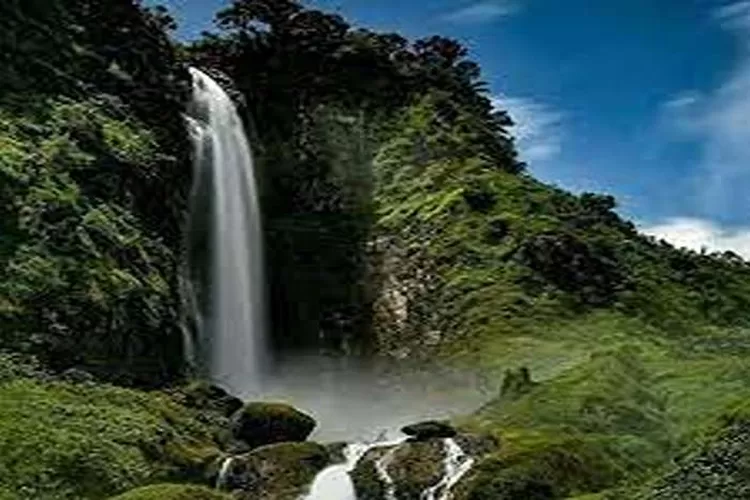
[[220, 441, 330, 499], [388, 440, 446, 499], [171, 381, 244, 417], [109, 484, 232, 500], [351, 460, 386, 500], [229, 402, 316, 448], [402, 420, 457, 441], [0, 379, 221, 499], [352, 441, 444, 500], [325, 441, 348, 463]]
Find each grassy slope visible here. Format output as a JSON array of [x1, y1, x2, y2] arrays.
[[0, 356, 220, 500], [373, 97, 750, 497]]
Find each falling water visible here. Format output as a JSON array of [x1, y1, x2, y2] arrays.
[[375, 447, 400, 500], [215, 457, 235, 490], [305, 436, 406, 500], [421, 438, 475, 500], [186, 68, 266, 394]]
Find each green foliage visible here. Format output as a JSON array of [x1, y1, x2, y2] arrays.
[[189, 0, 522, 351], [0, 378, 219, 500], [109, 484, 232, 500], [0, 99, 183, 384], [0, 352, 47, 383], [369, 93, 750, 359]]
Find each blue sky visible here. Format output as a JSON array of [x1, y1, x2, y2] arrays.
[[153, 0, 750, 255]]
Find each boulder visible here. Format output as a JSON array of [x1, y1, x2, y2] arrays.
[[108, 484, 232, 500], [352, 440, 444, 500], [402, 420, 457, 441], [219, 442, 330, 499], [173, 381, 244, 417], [230, 402, 316, 448], [353, 431, 500, 500]]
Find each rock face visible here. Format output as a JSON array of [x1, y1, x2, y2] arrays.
[[352, 431, 498, 500], [402, 421, 458, 441], [218, 442, 330, 499], [230, 402, 316, 449]]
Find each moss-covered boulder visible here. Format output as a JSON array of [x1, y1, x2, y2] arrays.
[[170, 381, 244, 417], [220, 442, 330, 499], [351, 447, 392, 500], [402, 420, 457, 441], [352, 440, 444, 500], [229, 402, 316, 448], [0, 379, 221, 499], [388, 440, 446, 498], [109, 484, 232, 500]]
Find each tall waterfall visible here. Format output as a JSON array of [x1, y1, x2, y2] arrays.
[[186, 68, 266, 394]]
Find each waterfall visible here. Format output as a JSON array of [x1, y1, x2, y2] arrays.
[[421, 439, 474, 500], [374, 446, 400, 500], [215, 457, 235, 490], [304, 436, 406, 500], [186, 68, 266, 395]]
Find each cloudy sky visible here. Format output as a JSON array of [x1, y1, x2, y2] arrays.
[[153, 0, 750, 256]]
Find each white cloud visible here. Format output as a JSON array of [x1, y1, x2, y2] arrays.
[[662, 91, 701, 111], [442, 1, 520, 24], [663, 3, 750, 217], [642, 217, 750, 259], [491, 95, 564, 162], [714, 1, 750, 30]]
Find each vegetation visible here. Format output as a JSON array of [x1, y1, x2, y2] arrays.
[[0, 0, 190, 385], [1, 0, 750, 498], [109, 484, 232, 500], [0, 372, 220, 499]]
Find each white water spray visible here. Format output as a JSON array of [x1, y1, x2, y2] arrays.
[[187, 68, 266, 394], [421, 438, 475, 500], [216, 457, 235, 490], [304, 436, 406, 500]]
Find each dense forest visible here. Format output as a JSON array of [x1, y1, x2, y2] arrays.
[[2, 0, 750, 499]]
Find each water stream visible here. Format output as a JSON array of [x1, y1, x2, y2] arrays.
[[187, 68, 266, 395]]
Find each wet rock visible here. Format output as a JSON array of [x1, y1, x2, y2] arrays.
[[351, 446, 394, 500], [325, 441, 348, 464], [352, 440, 445, 500], [229, 402, 316, 449], [172, 382, 244, 418], [402, 420, 457, 441], [454, 433, 501, 457], [388, 440, 446, 498], [353, 431, 499, 500], [219, 442, 330, 499]]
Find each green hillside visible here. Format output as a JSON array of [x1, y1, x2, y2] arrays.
[[1, 0, 749, 499]]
